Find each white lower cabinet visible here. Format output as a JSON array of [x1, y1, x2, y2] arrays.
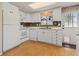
[[52, 39, 56, 45], [57, 30, 63, 46], [29, 29, 63, 47], [20, 29, 29, 42], [57, 41, 62, 46], [29, 29, 38, 41], [51, 29, 63, 46], [30, 13, 41, 22], [56, 36, 62, 46], [38, 29, 51, 43], [51, 30, 56, 44]]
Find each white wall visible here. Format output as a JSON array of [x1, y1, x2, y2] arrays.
[[63, 27, 78, 44], [62, 6, 79, 45], [0, 3, 2, 55]]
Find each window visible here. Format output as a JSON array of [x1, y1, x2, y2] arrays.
[[64, 12, 79, 27]]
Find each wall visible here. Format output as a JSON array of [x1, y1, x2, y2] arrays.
[[62, 6, 79, 45], [63, 27, 78, 44], [0, 3, 2, 55]]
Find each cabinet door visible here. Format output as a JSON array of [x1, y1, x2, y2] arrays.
[[35, 13, 41, 22], [57, 41, 62, 46], [56, 35, 62, 46], [20, 11, 26, 22], [26, 14, 31, 22], [29, 29, 37, 41], [26, 29, 30, 39], [31, 13, 41, 22], [53, 8, 61, 21], [20, 11, 31, 22], [20, 30, 29, 42], [51, 30, 57, 44], [38, 29, 51, 43], [3, 3, 19, 24], [38, 30, 45, 42]]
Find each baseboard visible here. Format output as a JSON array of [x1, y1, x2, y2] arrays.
[[0, 52, 2, 55], [62, 42, 76, 49]]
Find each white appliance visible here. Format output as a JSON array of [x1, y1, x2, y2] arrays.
[[3, 3, 21, 52], [41, 16, 53, 25], [3, 25, 21, 52]]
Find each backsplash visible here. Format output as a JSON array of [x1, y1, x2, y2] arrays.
[[20, 21, 61, 27]]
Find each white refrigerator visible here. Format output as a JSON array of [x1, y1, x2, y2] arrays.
[[3, 3, 21, 52], [3, 24, 21, 52]]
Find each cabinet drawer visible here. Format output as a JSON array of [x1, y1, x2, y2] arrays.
[[52, 41, 56, 45], [57, 37, 63, 39], [57, 39, 62, 42], [56, 35, 63, 37], [57, 33, 62, 35], [57, 42, 62, 46], [52, 32, 57, 35], [57, 30, 63, 33], [57, 41, 62, 46], [52, 37, 56, 40]]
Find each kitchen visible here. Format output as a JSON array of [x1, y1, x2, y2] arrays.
[[0, 2, 79, 56]]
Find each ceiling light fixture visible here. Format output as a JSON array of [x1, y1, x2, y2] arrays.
[[29, 2, 56, 9]]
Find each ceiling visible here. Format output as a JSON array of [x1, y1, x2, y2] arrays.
[[10, 2, 79, 13]]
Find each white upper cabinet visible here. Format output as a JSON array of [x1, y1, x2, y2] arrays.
[[30, 13, 41, 22], [53, 8, 62, 21], [20, 12, 41, 22], [20, 11, 26, 22], [26, 14, 31, 22], [20, 11, 31, 22], [3, 3, 20, 24]]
